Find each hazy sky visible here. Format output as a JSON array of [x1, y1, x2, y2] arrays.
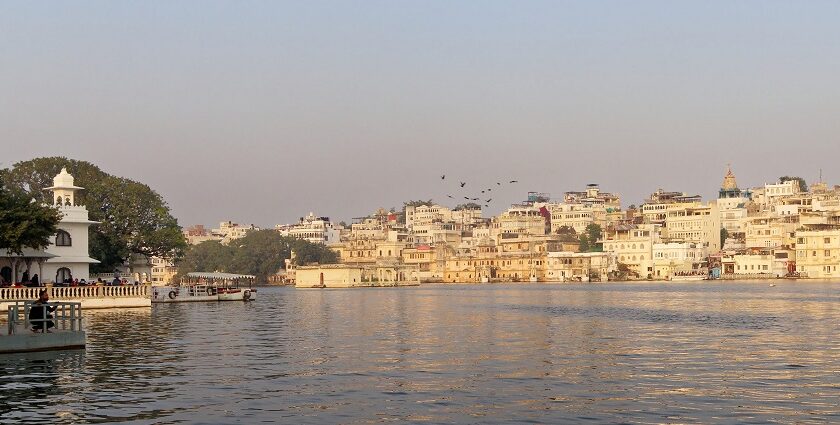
[[2, 1, 839, 227]]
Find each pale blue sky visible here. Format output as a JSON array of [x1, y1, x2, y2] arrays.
[[2, 1, 839, 226]]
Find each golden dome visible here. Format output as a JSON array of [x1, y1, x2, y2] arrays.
[[721, 166, 738, 190]]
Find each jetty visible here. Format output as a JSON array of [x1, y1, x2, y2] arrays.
[[0, 285, 151, 313], [1, 301, 85, 354]]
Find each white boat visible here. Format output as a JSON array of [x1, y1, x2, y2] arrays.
[[670, 275, 706, 282], [151, 272, 257, 303]]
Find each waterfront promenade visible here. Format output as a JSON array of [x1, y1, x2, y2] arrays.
[[0, 285, 151, 312]]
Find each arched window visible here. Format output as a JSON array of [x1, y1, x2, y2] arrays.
[[56, 267, 72, 283], [56, 230, 72, 246]]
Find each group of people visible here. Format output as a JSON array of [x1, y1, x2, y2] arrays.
[[0, 273, 41, 288], [1, 275, 135, 288]]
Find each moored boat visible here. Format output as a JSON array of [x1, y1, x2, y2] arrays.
[[151, 272, 257, 303]]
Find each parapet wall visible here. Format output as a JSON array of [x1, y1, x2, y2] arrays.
[[0, 285, 151, 312]]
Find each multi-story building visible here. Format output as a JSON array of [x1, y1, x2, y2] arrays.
[[183, 225, 222, 245], [602, 224, 660, 278], [212, 221, 259, 244], [276, 212, 340, 245], [545, 251, 616, 282], [492, 205, 548, 240], [652, 242, 706, 278], [744, 215, 797, 249], [640, 189, 703, 224], [662, 203, 721, 252], [794, 228, 840, 278], [562, 184, 621, 209]]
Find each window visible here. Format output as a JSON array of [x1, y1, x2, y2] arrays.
[[55, 230, 72, 246]]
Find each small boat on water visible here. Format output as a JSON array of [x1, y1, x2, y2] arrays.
[[670, 275, 707, 282], [151, 272, 257, 303]]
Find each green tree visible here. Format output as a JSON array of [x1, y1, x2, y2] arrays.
[[779, 176, 808, 192], [555, 225, 578, 243], [403, 199, 434, 208], [454, 202, 481, 210], [227, 230, 291, 281], [178, 230, 341, 282], [2, 157, 187, 271], [291, 239, 339, 266], [176, 240, 235, 275], [720, 228, 729, 248], [578, 223, 603, 252], [0, 182, 62, 255]]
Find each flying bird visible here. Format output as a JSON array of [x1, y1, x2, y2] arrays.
[[460, 182, 466, 187], [441, 175, 446, 180], [481, 190, 485, 193], [464, 197, 470, 200], [497, 182, 501, 186], [509, 180, 518, 183], [447, 195, 454, 199], [487, 188, 492, 192], [486, 198, 492, 202]]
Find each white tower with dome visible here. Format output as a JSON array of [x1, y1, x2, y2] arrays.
[[42, 168, 100, 283]]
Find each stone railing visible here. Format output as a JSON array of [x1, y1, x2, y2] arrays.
[[0, 285, 150, 301]]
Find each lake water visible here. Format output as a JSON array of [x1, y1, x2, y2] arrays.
[[2, 282, 840, 424]]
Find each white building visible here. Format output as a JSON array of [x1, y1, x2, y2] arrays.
[[276, 212, 340, 245], [0, 168, 101, 284], [42, 169, 101, 283], [212, 221, 259, 244]]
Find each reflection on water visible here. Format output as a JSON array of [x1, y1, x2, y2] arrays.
[[2, 282, 840, 424]]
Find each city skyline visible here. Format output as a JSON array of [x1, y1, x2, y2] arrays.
[[3, 1, 839, 226]]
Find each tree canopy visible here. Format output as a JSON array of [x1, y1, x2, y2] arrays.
[[0, 182, 62, 255], [554, 225, 578, 243], [454, 202, 481, 211], [177, 230, 339, 282], [1, 157, 187, 271], [577, 223, 603, 253], [779, 176, 808, 192], [403, 199, 434, 208]]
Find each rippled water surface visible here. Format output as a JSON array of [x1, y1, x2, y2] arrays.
[[3, 282, 840, 424]]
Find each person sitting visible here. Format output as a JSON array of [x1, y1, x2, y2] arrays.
[[29, 290, 57, 333], [31, 273, 40, 287], [112, 276, 121, 286]]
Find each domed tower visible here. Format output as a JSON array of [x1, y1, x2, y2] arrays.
[[45, 167, 84, 207], [42, 168, 100, 283], [719, 165, 747, 199]]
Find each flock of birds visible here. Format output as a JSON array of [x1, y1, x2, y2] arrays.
[[440, 174, 518, 208]]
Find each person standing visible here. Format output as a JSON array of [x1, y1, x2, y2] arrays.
[[31, 273, 40, 287]]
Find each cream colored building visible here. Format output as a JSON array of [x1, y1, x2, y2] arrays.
[[652, 242, 706, 279], [492, 206, 547, 239], [545, 251, 616, 282], [744, 216, 797, 249], [662, 203, 721, 252], [212, 221, 259, 244], [794, 229, 840, 278], [276, 212, 341, 245], [602, 224, 660, 278]]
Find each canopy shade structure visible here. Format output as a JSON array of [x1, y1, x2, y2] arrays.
[[186, 272, 256, 280]]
